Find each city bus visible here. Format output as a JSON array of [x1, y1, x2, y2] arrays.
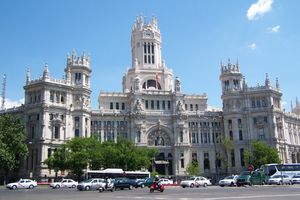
[[85, 168, 150, 180], [261, 163, 300, 181]]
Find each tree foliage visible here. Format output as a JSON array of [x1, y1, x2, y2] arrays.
[[245, 140, 281, 169], [0, 114, 28, 179], [45, 136, 158, 180], [186, 160, 200, 176], [219, 135, 234, 173]]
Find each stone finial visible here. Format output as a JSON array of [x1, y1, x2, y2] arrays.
[[43, 63, 49, 79], [276, 78, 280, 89], [265, 73, 270, 86]]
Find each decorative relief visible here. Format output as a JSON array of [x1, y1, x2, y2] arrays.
[[147, 129, 171, 146]]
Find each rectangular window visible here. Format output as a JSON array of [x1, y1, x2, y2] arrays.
[[231, 149, 235, 167], [239, 130, 243, 140], [31, 126, 35, 139], [47, 148, 52, 158], [144, 55, 147, 63], [75, 129, 79, 137], [54, 126, 59, 139], [195, 104, 198, 111], [180, 131, 183, 143], [229, 131, 233, 140], [75, 117, 79, 128], [152, 55, 155, 64], [185, 104, 188, 110], [145, 100, 148, 109], [228, 119, 232, 129], [168, 101, 171, 110], [110, 102, 113, 110], [238, 118, 242, 128], [252, 100, 256, 108], [240, 148, 245, 167], [121, 102, 125, 110], [162, 101, 165, 109], [144, 44, 147, 53], [190, 104, 193, 111], [156, 100, 160, 109], [116, 102, 119, 110], [151, 100, 154, 109]]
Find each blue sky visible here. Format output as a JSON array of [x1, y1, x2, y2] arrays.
[[0, 0, 299, 111]]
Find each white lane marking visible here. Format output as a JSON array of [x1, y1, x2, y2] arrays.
[[202, 193, 300, 200]]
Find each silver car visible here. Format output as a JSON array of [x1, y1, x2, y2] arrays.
[[219, 175, 238, 187], [268, 175, 292, 185], [77, 178, 106, 191]]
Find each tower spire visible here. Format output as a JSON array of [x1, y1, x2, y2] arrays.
[[26, 66, 31, 84], [265, 73, 270, 86], [43, 63, 49, 79], [1, 74, 6, 110]]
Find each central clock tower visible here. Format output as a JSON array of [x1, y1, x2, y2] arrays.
[[122, 16, 174, 92], [131, 16, 162, 69]]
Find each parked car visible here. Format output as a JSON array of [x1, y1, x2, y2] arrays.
[[6, 179, 37, 190], [50, 179, 78, 189], [133, 179, 148, 188], [291, 175, 300, 184], [158, 178, 173, 186], [268, 175, 292, 185], [218, 175, 238, 187], [144, 177, 154, 187], [77, 178, 106, 191], [180, 176, 211, 188], [250, 171, 266, 185], [113, 178, 135, 190], [236, 171, 252, 186]]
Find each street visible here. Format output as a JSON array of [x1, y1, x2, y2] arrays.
[[1, 185, 300, 200]]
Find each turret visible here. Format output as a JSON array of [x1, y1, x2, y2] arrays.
[[65, 49, 91, 88], [219, 58, 243, 94]]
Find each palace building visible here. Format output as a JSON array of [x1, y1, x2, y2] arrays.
[[1, 16, 300, 180]]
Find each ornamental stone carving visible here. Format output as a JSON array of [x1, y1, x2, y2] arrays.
[[147, 129, 171, 146]]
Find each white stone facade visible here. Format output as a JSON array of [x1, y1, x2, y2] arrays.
[[1, 16, 300, 180]]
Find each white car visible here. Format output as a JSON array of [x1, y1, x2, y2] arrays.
[[6, 179, 37, 190], [268, 175, 292, 185], [180, 176, 211, 188], [292, 175, 300, 184], [158, 178, 173, 185], [219, 175, 238, 187], [50, 179, 78, 189]]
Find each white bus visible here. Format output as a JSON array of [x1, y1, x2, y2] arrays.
[[261, 163, 300, 179], [85, 168, 150, 180]]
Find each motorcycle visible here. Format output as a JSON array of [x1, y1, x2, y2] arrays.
[[149, 182, 165, 193], [98, 182, 115, 192]]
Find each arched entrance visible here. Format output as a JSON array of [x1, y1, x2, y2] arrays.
[[147, 127, 173, 175]]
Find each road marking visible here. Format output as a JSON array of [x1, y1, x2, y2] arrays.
[[202, 193, 300, 200]]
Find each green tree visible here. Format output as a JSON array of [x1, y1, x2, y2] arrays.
[[186, 160, 200, 176], [245, 140, 281, 169], [0, 114, 28, 184], [45, 137, 158, 180], [219, 135, 234, 174]]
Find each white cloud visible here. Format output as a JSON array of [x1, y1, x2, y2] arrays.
[[269, 25, 280, 33], [0, 97, 24, 110], [247, 0, 273, 20], [248, 43, 257, 50]]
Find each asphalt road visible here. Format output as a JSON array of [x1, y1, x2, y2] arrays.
[[1, 185, 300, 200]]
